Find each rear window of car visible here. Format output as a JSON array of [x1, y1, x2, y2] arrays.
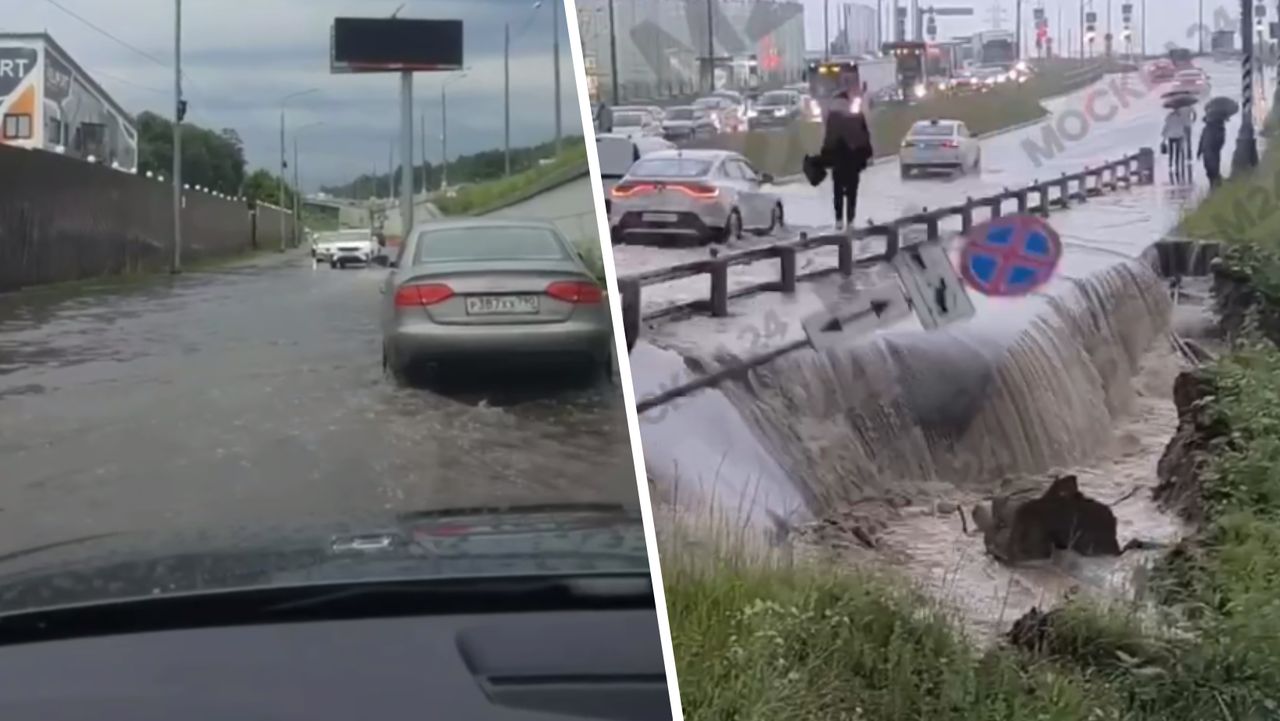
[[693, 98, 724, 108], [628, 157, 713, 178], [614, 112, 645, 126], [910, 122, 956, 137], [414, 226, 568, 264], [667, 108, 696, 120], [760, 92, 794, 105]]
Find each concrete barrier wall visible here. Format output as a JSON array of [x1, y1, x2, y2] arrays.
[[0, 145, 295, 292]]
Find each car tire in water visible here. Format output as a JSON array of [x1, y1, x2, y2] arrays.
[[900, 165, 912, 180], [330, 260, 338, 269], [718, 209, 742, 244]]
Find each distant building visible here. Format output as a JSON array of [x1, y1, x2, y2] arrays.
[[0, 32, 138, 172], [839, 4, 879, 57]]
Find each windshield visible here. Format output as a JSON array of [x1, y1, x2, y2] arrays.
[[614, 112, 645, 127], [414, 226, 569, 263], [628, 157, 713, 177], [667, 108, 697, 120], [911, 123, 957, 137], [1, 0, 648, 618], [693, 98, 724, 108], [759, 92, 794, 105]]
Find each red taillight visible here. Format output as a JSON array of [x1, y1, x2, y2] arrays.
[[546, 280, 603, 304], [611, 182, 654, 198], [668, 182, 720, 199], [942, 140, 959, 149], [395, 283, 454, 307]]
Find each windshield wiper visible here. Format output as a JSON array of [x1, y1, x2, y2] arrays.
[[0, 532, 125, 567], [394, 502, 634, 523]]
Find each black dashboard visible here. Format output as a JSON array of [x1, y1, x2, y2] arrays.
[[0, 608, 671, 721]]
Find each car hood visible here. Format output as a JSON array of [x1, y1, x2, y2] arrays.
[[0, 504, 650, 615]]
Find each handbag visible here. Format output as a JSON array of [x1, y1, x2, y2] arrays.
[[1160, 140, 1167, 155]]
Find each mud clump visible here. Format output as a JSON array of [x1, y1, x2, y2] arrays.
[[971, 475, 1123, 564], [1154, 370, 1222, 524]]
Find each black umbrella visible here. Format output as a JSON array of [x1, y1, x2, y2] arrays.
[[1204, 96, 1239, 120], [1162, 93, 1199, 110]]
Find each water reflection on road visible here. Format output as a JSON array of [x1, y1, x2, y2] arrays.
[[0, 252, 637, 554]]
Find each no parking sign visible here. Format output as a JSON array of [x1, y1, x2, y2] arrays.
[[960, 215, 1063, 297]]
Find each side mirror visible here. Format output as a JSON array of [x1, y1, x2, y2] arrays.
[[760, 172, 775, 184], [387, 259, 398, 268]]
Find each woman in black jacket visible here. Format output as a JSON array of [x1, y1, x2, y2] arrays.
[[820, 91, 874, 230]]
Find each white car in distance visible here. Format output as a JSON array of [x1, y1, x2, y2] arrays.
[[608, 149, 784, 246], [899, 119, 981, 179], [313, 229, 380, 269], [611, 110, 664, 139]]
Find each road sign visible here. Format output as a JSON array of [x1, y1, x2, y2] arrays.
[[890, 240, 976, 331], [802, 282, 911, 351], [960, 214, 1062, 297]]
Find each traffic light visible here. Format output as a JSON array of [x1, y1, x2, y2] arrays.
[[176, 99, 188, 122], [1086, 11, 1097, 43], [926, 16, 937, 39]]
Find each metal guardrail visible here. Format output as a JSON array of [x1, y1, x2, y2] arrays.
[[619, 148, 1157, 346]]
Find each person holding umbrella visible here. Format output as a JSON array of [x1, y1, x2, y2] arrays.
[[1199, 96, 1239, 189], [1161, 90, 1198, 183]]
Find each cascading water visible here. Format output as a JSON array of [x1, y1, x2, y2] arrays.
[[645, 253, 1187, 638], [710, 259, 1172, 515]]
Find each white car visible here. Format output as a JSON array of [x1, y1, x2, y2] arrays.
[[596, 133, 678, 213], [313, 229, 380, 268], [607, 149, 784, 246], [611, 110, 664, 139], [900, 119, 981, 179], [614, 105, 665, 123]]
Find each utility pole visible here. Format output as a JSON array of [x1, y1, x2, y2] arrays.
[[1199, 0, 1205, 54], [171, 0, 182, 273], [824, 0, 830, 58], [1016, 0, 1022, 59], [292, 136, 300, 240], [420, 112, 427, 194], [1079, 2, 1085, 59], [399, 71, 413, 236], [388, 140, 393, 201], [704, 0, 715, 91], [441, 84, 448, 189], [608, 0, 619, 104], [278, 111, 287, 251], [1234, 0, 1259, 173], [552, 0, 562, 156], [504, 22, 512, 176]]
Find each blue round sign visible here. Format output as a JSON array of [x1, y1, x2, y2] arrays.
[[960, 214, 1062, 297]]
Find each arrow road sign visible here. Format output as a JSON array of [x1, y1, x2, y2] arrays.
[[890, 240, 976, 331], [802, 281, 912, 351], [960, 214, 1062, 297]]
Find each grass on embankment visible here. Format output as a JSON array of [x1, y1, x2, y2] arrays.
[[1178, 141, 1280, 247], [691, 65, 1109, 178], [434, 144, 589, 217]]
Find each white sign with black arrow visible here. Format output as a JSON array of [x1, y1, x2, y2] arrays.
[[802, 281, 912, 351], [890, 239, 976, 331]]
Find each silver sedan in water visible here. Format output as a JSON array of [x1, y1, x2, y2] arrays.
[[379, 219, 613, 381]]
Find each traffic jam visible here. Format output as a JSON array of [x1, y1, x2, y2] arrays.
[[597, 29, 1037, 249]]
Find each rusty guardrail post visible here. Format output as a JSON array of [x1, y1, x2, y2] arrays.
[[1137, 147, 1155, 185], [1078, 170, 1089, 201], [837, 234, 854, 276], [709, 259, 729, 317], [777, 245, 798, 292], [1058, 173, 1071, 208], [989, 194, 1003, 219], [1015, 188, 1028, 213], [1035, 182, 1051, 216], [960, 198, 974, 232], [620, 277, 641, 352], [924, 212, 940, 239]]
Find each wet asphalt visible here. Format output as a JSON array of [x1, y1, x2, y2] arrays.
[[0, 250, 640, 554]]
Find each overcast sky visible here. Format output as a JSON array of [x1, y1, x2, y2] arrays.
[[802, 0, 1226, 54], [8, 0, 583, 190]]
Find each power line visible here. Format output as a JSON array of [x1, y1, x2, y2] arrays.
[[42, 0, 171, 71], [91, 67, 168, 95]]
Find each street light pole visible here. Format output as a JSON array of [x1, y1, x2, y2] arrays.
[[399, 71, 413, 237], [441, 83, 448, 190], [171, 0, 182, 274], [278, 109, 287, 251], [608, 0, 619, 104], [704, 0, 714, 91], [824, 0, 830, 59], [1234, 0, 1260, 173], [504, 21, 511, 176], [552, 0, 562, 156]]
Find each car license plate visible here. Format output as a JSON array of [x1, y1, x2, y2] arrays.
[[643, 212, 678, 223], [465, 295, 539, 315]]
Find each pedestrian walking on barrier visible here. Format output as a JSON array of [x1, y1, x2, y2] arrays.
[[820, 90, 873, 231], [1198, 114, 1227, 189]]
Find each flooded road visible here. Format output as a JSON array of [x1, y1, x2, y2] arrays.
[[0, 251, 638, 554]]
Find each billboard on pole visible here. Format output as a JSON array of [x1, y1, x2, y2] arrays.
[[330, 18, 463, 73]]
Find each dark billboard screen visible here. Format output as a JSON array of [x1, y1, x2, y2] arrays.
[[331, 18, 463, 73]]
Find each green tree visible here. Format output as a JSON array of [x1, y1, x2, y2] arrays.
[[136, 111, 247, 195]]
